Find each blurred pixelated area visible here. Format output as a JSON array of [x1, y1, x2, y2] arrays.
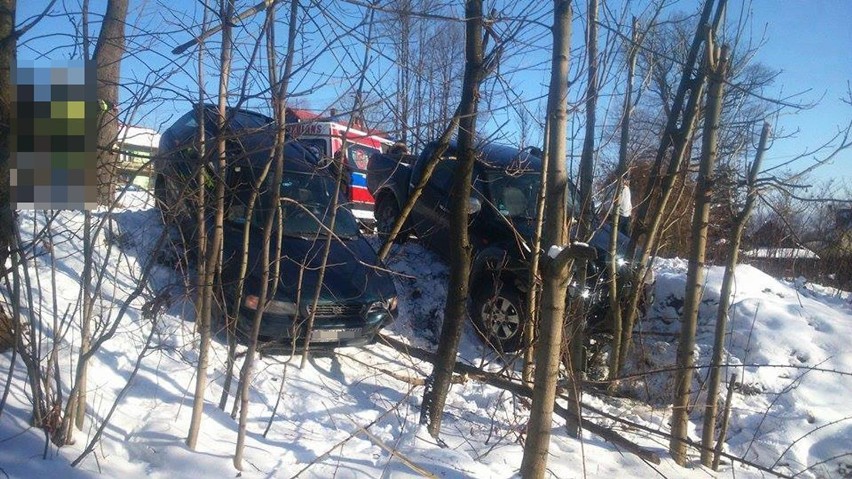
[[11, 59, 98, 210]]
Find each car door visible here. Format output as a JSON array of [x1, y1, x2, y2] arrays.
[[411, 157, 456, 259]]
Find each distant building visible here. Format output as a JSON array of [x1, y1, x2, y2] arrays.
[[748, 220, 799, 249], [742, 247, 820, 260], [117, 125, 160, 189], [743, 219, 820, 278]]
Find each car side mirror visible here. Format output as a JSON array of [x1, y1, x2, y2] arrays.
[[468, 197, 482, 215]]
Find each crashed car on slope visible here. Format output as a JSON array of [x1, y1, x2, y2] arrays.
[[155, 105, 398, 349]]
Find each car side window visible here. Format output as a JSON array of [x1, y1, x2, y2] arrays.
[[429, 158, 456, 193], [167, 110, 197, 133]]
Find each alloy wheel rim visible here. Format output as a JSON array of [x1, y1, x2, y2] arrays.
[[378, 203, 396, 234], [482, 296, 520, 340]]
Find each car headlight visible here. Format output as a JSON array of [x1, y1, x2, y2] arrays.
[[368, 297, 398, 314], [568, 281, 592, 299], [244, 294, 259, 309], [244, 295, 298, 315], [615, 256, 629, 268]]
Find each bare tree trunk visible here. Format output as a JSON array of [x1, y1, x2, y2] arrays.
[[412, 14, 426, 147], [0, 233, 21, 419], [219, 158, 267, 414], [523, 119, 551, 386], [608, 17, 639, 381], [300, 2, 373, 367], [376, 110, 460, 261], [186, 0, 233, 450], [700, 122, 768, 466], [618, 0, 726, 373], [631, 0, 717, 237], [564, 0, 599, 426], [64, 0, 98, 437], [519, 1, 573, 476], [233, 0, 298, 467], [0, 0, 14, 269], [419, 0, 484, 440], [74, 214, 93, 432], [74, 0, 94, 434], [396, 0, 411, 144], [670, 37, 729, 466], [712, 372, 737, 469], [93, 0, 128, 206], [13, 228, 48, 431]]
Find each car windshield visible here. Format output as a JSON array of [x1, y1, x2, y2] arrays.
[[485, 172, 540, 220], [280, 173, 360, 239], [484, 171, 579, 220]]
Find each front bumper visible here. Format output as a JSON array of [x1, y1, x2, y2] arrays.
[[235, 302, 396, 350], [578, 263, 656, 327]]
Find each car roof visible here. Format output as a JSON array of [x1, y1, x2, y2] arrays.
[[198, 103, 275, 125], [425, 140, 543, 172], [182, 105, 331, 177]]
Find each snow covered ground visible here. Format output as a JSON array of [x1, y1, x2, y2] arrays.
[[1, 192, 850, 478]]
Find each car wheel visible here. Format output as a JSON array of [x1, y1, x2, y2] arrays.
[[376, 195, 407, 244], [472, 283, 526, 353]]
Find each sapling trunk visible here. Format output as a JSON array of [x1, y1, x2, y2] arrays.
[[186, 0, 233, 450], [419, 0, 485, 440], [523, 120, 551, 386], [700, 123, 768, 466], [618, 0, 729, 372], [607, 17, 639, 381], [234, 0, 298, 467], [669, 38, 729, 466], [519, 1, 573, 476], [565, 0, 599, 420], [712, 373, 738, 470]]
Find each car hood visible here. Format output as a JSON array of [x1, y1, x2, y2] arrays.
[[502, 217, 631, 261], [273, 234, 396, 304], [580, 222, 632, 260]]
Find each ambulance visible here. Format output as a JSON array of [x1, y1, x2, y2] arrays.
[[285, 109, 394, 227]]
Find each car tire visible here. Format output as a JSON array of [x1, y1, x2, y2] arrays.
[[376, 195, 408, 244], [471, 282, 526, 353]]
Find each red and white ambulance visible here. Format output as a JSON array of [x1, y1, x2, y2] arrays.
[[285, 109, 393, 227]]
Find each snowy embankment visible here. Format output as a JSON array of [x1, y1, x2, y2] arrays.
[[642, 257, 852, 477], [1, 193, 850, 478]]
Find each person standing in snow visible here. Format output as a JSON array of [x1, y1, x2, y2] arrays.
[[601, 175, 632, 235], [616, 177, 632, 235]]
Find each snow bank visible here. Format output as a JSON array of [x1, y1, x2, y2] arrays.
[[1, 198, 850, 478]]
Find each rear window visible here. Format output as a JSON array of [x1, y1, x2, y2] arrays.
[[347, 144, 380, 171], [230, 110, 272, 130]]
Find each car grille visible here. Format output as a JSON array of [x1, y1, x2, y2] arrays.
[[307, 303, 363, 318]]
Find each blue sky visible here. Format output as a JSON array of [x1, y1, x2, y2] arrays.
[[742, 0, 852, 184], [15, 0, 852, 188]]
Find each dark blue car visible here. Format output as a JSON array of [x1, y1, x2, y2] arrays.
[[155, 105, 397, 349]]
